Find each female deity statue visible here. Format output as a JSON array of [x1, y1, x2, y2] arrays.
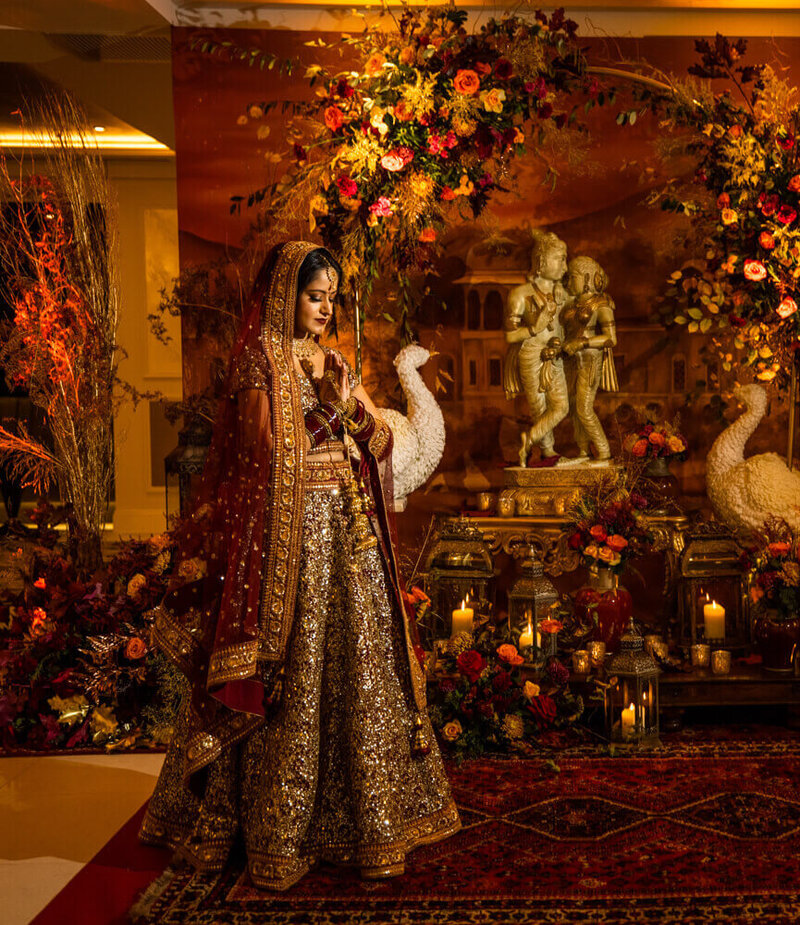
[[504, 232, 570, 466], [560, 256, 619, 463], [139, 242, 460, 891]]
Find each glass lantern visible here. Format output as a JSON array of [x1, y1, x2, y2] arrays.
[[508, 547, 559, 658], [605, 618, 660, 747], [677, 527, 750, 651], [423, 517, 495, 643]]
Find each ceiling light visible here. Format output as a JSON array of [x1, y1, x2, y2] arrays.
[[93, 125, 106, 132]]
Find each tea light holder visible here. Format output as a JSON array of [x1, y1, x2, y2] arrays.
[[690, 644, 711, 668], [572, 650, 590, 674], [587, 640, 606, 667], [711, 649, 732, 675]]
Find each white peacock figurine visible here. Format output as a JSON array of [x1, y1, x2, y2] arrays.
[[376, 344, 446, 509], [705, 383, 800, 532]]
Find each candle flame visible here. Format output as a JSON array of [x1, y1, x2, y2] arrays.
[[460, 598, 465, 610]]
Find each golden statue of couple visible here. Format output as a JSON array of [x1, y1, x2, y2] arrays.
[[504, 231, 619, 468]]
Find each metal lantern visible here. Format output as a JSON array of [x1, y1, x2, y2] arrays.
[[164, 417, 212, 524], [677, 527, 750, 651], [423, 517, 495, 643], [507, 547, 559, 656], [605, 618, 660, 747]]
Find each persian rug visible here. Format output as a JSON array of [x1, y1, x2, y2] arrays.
[[131, 751, 800, 925]]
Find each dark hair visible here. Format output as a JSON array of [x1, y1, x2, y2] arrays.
[[297, 247, 342, 337], [297, 247, 342, 293]]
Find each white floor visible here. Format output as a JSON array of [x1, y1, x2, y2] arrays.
[[0, 753, 164, 925]]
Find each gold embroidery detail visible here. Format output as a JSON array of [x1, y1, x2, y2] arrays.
[[208, 640, 260, 685]]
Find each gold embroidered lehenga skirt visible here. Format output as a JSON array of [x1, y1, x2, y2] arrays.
[[140, 457, 461, 890]]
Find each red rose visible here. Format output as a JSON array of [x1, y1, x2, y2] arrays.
[[778, 205, 798, 224], [475, 62, 492, 78], [324, 105, 345, 132], [768, 541, 791, 557], [606, 534, 629, 552], [717, 193, 730, 209], [457, 649, 486, 682], [759, 193, 780, 216], [759, 231, 776, 250], [336, 175, 357, 197], [568, 531, 583, 550], [631, 438, 649, 457], [589, 525, 607, 542], [527, 694, 557, 727], [778, 135, 796, 150], [494, 58, 513, 80], [440, 186, 455, 201], [492, 670, 512, 692], [743, 259, 767, 281]]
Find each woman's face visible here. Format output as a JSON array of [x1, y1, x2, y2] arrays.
[[295, 268, 338, 337]]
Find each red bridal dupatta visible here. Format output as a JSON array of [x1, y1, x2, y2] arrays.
[[150, 241, 429, 787], [151, 241, 314, 785]]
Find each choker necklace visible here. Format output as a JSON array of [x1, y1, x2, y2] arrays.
[[292, 335, 318, 360]]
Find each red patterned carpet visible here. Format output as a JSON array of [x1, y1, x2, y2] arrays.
[[130, 744, 800, 925]]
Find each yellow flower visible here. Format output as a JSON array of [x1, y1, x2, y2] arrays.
[[452, 116, 478, 137], [721, 208, 738, 225], [584, 543, 600, 559], [442, 720, 462, 742], [597, 547, 621, 566], [523, 681, 540, 700], [503, 714, 525, 739], [479, 88, 506, 113], [126, 573, 147, 599], [455, 174, 474, 196], [667, 435, 685, 453], [410, 172, 435, 197]]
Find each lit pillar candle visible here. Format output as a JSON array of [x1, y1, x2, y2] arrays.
[[519, 619, 534, 650], [703, 600, 726, 641], [451, 599, 474, 636], [621, 703, 636, 739]]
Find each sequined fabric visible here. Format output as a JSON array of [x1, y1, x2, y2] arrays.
[[141, 457, 460, 889]]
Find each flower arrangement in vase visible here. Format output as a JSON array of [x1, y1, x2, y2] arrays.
[[623, 417, 688, 510], [428, 619, 583, 760], [741, 518, 800, 671], [566, 477, 652, 652]]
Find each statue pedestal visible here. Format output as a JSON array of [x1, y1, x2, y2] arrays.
[[500, 464, 621, 517]]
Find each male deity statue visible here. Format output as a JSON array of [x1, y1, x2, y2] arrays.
[[560, 255, 619, 464], [504, 232, 570, 467]]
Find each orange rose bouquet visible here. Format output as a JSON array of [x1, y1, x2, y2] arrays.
[[566, 479, 652, 574], [623, 419, 688, 462]]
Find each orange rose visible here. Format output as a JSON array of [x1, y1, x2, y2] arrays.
[[453, 69, 480, 95], [475, 62, 492, 78], [419, 227, 437, 243], [606, 535, 629, 552], [728, 124, 743, 138], [743, 259, 767, 281], [649, 430, 666, 446], [631, 438, 648, 457], [768, 541, 792, 557], [717, 193, 730, 208], [497, 643, 524, 666], [789, 175, 800, 192], [759, 231, 776, 250], [324, 105, 345, 132], [125, 637, 148, 660], [750, 585, 765, 603], [34, 577, 46, 589], [589, 525, 608, 542], [597, 547, 621, 566], [364, 53, 385, 76], [394, 100, 415, 122], [777, 297, 798, 319]]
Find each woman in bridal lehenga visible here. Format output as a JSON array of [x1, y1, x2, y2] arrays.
[[139, 241, 460, 891]]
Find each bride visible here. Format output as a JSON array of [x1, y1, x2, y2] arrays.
[[139, 241, 460, 890]]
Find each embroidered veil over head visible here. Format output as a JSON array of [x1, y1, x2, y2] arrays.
[[151, 241, 316, 783]]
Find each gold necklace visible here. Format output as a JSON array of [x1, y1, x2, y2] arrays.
[[292, 335, 318, 360]]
